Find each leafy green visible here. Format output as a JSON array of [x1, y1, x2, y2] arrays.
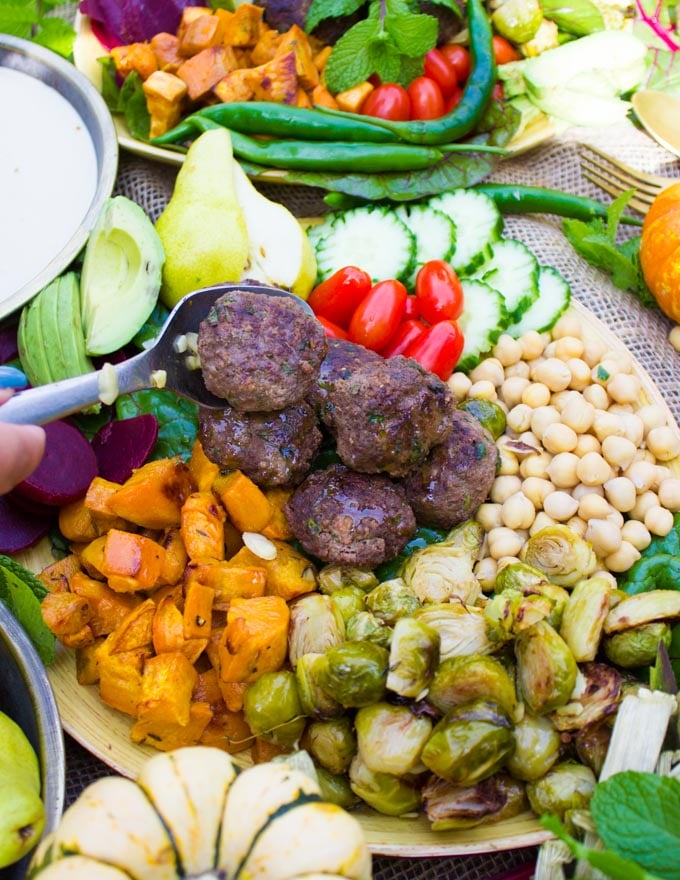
[[0, 0, 75, 57], [618, 514, 680, 594], [0, 556, 55, 666], [100, 59, 152, 141], [133, 302, 171, 350], [116, 390, 198, 461]]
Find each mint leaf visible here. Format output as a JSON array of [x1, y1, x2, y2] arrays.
[[385, 11, 438, 57], [591, 772, 680, 880], [32, 16, 75, 58], [305, 0, 368, 32], [120, 71, 152, 141], [0, 0, 38, 39], [0, 556, 56, 666], [323, 19, 381, 92]]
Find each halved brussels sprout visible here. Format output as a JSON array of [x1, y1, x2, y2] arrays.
[[243, 670, 306, 748], [402, 520, 483, 605], [506, 713, 561, 782], [414, 603, 495, 661], [495, 562, 570, 624], [346, 611, 393, 649], [386, 617, 440, 699], [422, 772, 527, 830], [526, 760, 596, 822], [295, 653, 344, 720], [603, 621, 672, 668], [317, 641, 389, 708], [521, 525, 598, 587], [366, 579, 421, 625], [574, 719, 612, 777], [549, 662, 622, 732], [421, 700, 515, 786], [330, 586, 368, 624], [604, 590, 680, 634], [349, 754, 422, 817], [427, 655, 521, 723], [288, 593, 346, 668], [315, 765, 359, 809], [318, 565, 379, 595], [355, 702, 433, 776], [305, 716, 357, 776], [484, 589, 557, 644], [457, 398, 507, 439], [559, 576, 612, 662], [515, 619, 578, 715]]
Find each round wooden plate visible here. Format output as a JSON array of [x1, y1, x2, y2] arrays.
[[16, 301, 680, 857]]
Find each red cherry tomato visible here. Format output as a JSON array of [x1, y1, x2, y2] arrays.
[[380, 318, 427, 358], [407, 76, 445, 120], [492, 34, 521, 65], [443, 86, 464, 114], [403, 295, 419, 320], [349, 279, 407, 352], [307, 266, 372, 329], [439, 44, 471, 83], [316, 315, 349, 339], [423, 48, 458, 97], [404, 320, 464, 381], [361, 83, 411, 121], [415, 260, 464, 324]]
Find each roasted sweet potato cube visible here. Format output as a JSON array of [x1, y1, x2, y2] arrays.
[[230, 541, 317, 601], [108, 458, 196, 530], [137, 652, 199, 725], [193, 667, 223, 704], [313, 45, 332, 72], [70, 571, 141, 637], [277, 24, 319, 90], [110, 42, 158, 81], [218, 680, 248, 713], [150, 32, 183, 72], [156, 528, 188, 586], [75, 639, 102, 685], [218, 595, 289, 683], [177, 6, 212, 40], [79, 536, 107, 579], [38, 553, 82, 593], [152, 592, 182, 651], [143, 70, 188, 139], [222, 3, 263, 47], [185, 559, 266, 609], [245, 50, 298, 104], [183, 581, 214, 639], [335, 81, 374, 113], [310, 83, 339, 111], [107, 598, 155, 654], [85, 477, 123, 515], [99, 529, 165, 593], [60, 626, 96, 650], [177, 45, 239, 102], [260, 488, 294, 540], [199, 706, 253, 754], [41, 591, 93, 636], [178, 13, 225, 55], [213, 69, 255, 103], [213, 470, 272, 534], [188, 439, 220, 493], [131, 701, 212, 751], [96, 637, 149, 716], [58, 499, 100, 543], [251, 27, 283, 65], [181, 492, 226, 562]]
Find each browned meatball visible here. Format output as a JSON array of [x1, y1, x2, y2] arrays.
[[331, 355, 455, 477], [309, 337, 382, 429], [197, 290, 327, 411], [198, 401, 323, 488], [400, 409, 498, 529], [283, 464, 416, 567]]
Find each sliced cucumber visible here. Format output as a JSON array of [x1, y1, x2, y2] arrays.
[[308, 206, 416, 284], [506, 266, 572, 337], [472, 238, 539, 323], [427, 189, 503, 275], [394, 204, 456, 285], [457, 279, 510, 372]]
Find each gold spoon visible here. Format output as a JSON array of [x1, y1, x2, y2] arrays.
[[632, 89, 680, 160]]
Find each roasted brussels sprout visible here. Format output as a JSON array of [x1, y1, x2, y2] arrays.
[[457, 398, 507, 440], [574, 720, 612, 777], [506, 713, 561, 782], [317, 640, 389, 708], [318, 565, 379, 595], [421, 700, 515, 786], [305, 716, 357, 776], [603, 621, 672, 668], [295, 652, 344, 720], [288, 593, 346, 668], [243, 670, 306, 747], [521, 525, 598, 587], [349, 754, 422, 817], [366, 579, 421, 624], [386, 616, 440, 699], [315, 765, 359, 809], [422, 772, 527, 830], [604, 590, 680, 634], [345, 611, 393, 648], [515, 619, 578, 715], [355, 702, 433, 776], [330, 586, 368, 624], [549, 662, 622, 732], [414, 603, 495, 661], [484, 589, 557, 643], [526, 760, 597, 822], [427, 655, 521, 723], [495, 562, 570, 625], [559, 576, 612, 662], [402, 520, 484, 604]]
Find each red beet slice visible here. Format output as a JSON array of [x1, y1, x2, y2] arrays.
[[91, 414, 159, 484], [13, 420, 98, 507], [0, 495, 54, 554]]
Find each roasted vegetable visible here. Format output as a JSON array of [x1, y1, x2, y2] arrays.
[[243, 670, 306, 747], [316, 641, 388, 708], [386, 616, 440, 698], [525, 760, 597, 823], [355, 703, 433, 776], [345, 612, 393, 649], [514, 619, 578, 715], [305, 717, 357, 776], [401, 520, 483, 605], [422, 772, 527, 831], [413, 603, 494, 660], [603, 621, 672, 668], [639, 181, 680, 321], [427, 655, 521, 723], [288, 593, 345, 668], [348, 755, 421, 817], [559, 575, 612, 662], [520, 525, 598, 587], [506, 713, 561, 782]]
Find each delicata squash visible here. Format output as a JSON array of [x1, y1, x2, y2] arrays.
[[29, 746, 371, 880]]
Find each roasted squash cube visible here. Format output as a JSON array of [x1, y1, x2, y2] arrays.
[[152, 592, 207, 664], [157, 528, 188, 586], [183, 581, 215, 639], [213, 469, 272, 533], [58, 498, 100, 543], [177, 6, 212, 40], [213, 68, 255, 103], [107, 598, 156, 654], [177, 45, 239, 101], [40, 591, 92, 637], [261, 488, 294, 540], [277, 24, 319, 90], [244, 50, 298, 104], [178, 13, 225, 55], [199, 706, 253, 754], [222, 3, 263, 47], [75, 639, 103, 686], [184, 559, 266, 610], [250, 28, 283, 65], [180, 491, 226, 562], [137, 652, 199, 725], [70, 571, 142, 637], [131, 701, 212, 751], [110, 42, 158, 81], [38, 553, 82, 593], [99, 529, 165, 593], [108, 458, 196, 529], [97, 638, 149, 716], [150, 32, 183, 72], [143, 70, 188, 139], [218, 595, 289, 683], [188, 439, 220, 492]]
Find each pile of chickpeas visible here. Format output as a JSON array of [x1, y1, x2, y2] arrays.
[[447, 311, 680, 588]]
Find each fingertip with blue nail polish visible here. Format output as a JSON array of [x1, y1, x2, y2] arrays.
[[0, 365, 29, 389]]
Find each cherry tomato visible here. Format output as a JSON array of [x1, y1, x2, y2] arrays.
[[361, 83, 411, 121], [443, 86, 463, 114], [349, 279, 407, 351], [403, 295, 419, 320], [380, 319, 427, 358], [423, 48, 458, 97], [404, 320, 464, 381], [439, 44, 471, 83], [407, 76, 445, 120], [492, 34, 521, 65], [307, 266, 372, 329], [316, 315, 349, 339], [415, 260, 464, 324]]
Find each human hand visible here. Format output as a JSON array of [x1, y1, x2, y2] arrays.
[[0, 367, 46, 496]]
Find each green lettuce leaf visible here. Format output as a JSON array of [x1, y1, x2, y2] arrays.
[[0, 556, 55, 666]]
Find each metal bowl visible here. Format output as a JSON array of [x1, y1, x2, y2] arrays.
[[0, 601, 65, 878], [0, 34, 118, 320]]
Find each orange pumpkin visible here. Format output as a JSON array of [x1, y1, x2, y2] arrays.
[[639, 182, 680, 321]]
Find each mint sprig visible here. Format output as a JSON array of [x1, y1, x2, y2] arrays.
[[0, 556, 56, 666], [0, 0, 75, 58]]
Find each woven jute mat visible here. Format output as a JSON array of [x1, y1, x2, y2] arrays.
[[62, 120, 679, 880]]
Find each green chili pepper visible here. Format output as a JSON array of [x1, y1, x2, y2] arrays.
[[374, 527, 448, 582], [474, 183, 643, 226]]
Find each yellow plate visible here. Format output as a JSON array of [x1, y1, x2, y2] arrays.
[[72, 12, 557, 171], [16, 299, 680, 857]]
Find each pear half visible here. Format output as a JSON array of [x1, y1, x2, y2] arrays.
[[232, 163, 317, 300]]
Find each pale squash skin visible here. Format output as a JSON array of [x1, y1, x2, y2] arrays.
[[640, 182, 680, 323]]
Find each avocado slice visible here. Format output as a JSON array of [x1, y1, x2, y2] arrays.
[[17, 291, 52, 387], [80, 196, 165, 356], [55, 273, 95, 379]]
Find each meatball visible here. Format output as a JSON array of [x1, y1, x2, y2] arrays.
[[197, 290, 327, 411], [331, 355, 455, 477], [309, 337, 381, 429], [284, 464, 416, 567], [401, 409, 498, 529], [198, 401, 323, 489]]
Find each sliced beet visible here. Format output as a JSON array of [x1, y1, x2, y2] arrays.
[[91, 414, 159, 484], [0, 495, 54, 554], [13, 420, 98, 507]]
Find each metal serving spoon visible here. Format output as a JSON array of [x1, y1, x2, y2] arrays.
[[632, 90, 680, 161], [0, 281, 313, 426]]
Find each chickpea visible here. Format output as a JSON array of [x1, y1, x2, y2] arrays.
[[470, 357, 505, 387], [546, 452, 580, 488], [644, 504, 675, 536], [560, 395, 595, 434], [621, 519, 652, 551], [517, 431, 541, 449], [565, 515, 588, 538], [505, 361, 531, 380], [500, 376, 531, 409], [520, 451, 553, 480], [550, 390, 576, 411], [572, 482, 604, 501], [554, 335, 585, 360], [603, 348, 633, 373], [582, 384, 610, 410], [522, 382, 551, 408], [487, 527, 525, 560], [542, 422, 578, 454], [573, 434, 601, 458], [605, 541, 641, 573], [543, 341, 557, 358], [476, 502, 504, 531], [447, 371, 472, 401], [490, 475, 523, 504], [586, 518, 622, 556], [493, 335, 523, 367], [530, 511, 558, 535], [608, 403, 634, 416], [592, 360, 621, 389], [578, 493, 613, 521], [630, 490, 659, 522], [501, 492, 536, 530], [618, 412, 645, 447], [576, 451, 611, 486], [646, 425, 680, 462], [518, 330, 547, 361], [592, 411, 625, 443], [658, 477, 680, 511], [670, 324, 680, 352], [474, 556, 498, 591], [582, 335, 608, 367], [468, 379, 498, 401], [603, 477, 637, 512], [531, 358, 572, 392], [606, 372, 642, 404], [506, 404, 534, 435], [653, 465, 672, 490], [496, 555, 523, 571], [543, 490, 579, 522], [552, 312, 583, 339], [637, 404, 667, 436], [592, 570, 618, 590], [497, 446, 520, 476], [601, 435, 637, 471], [521, 476, 555, 509], [606, 508, 625, 529], [624, 460, 657, 494], [530, 406, 561, 440], [567, 358, 592, 391]]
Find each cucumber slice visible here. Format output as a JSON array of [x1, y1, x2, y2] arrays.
[[472, 238, 539, 323], [506, 266, 572, 337], [308, 206, 416, 284], [427, 189, 503, 274], [457, 279, 510, 372], [394, 204, 456, 285]]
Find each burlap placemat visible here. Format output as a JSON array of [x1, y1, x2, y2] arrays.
[[61, 111, 679, 880]]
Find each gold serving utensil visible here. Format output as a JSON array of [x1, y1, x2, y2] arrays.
[[579, 143, 675, 214], [632, 89, 680, 162]]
